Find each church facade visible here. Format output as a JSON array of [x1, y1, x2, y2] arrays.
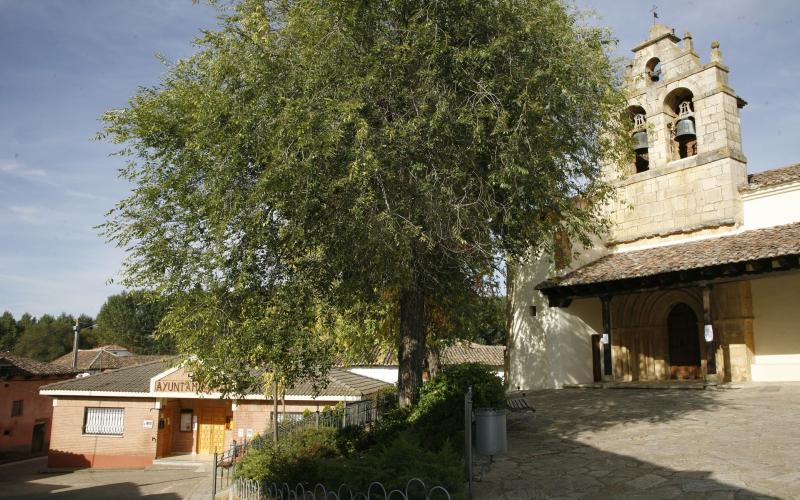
[[509, 24, 800, 389]]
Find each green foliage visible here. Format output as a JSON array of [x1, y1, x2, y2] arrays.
[[236, 427, 339, 486], [409, 363, 504, 451], [95, 291, 172, 354], [0, 312, 19, 352], [316, 431, 465, 497], [238, 427, 463, 498], [99, 0, 628, 397], [2, 312, 97, 359], [11, 315, 77, 361]]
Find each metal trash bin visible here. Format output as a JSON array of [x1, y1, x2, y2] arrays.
[[475, 408, 507, 455]]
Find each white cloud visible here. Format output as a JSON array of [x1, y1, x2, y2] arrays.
[[0, 159, 47, 177], [8, 205, 41, 223]]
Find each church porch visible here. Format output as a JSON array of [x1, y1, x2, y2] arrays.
[[538, 222, 800, 384]]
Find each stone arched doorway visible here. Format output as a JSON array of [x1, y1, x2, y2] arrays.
[[667, 302, 701, 379]]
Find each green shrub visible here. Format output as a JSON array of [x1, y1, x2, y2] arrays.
[[316, 430, 465, 499], [409, 363, 504, 452], [235, 427, 339, 485]]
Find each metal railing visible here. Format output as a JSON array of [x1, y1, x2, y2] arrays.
[[213, 440, 248, 495], [274, 392, 397, 437], [233, 477, 451, 500]]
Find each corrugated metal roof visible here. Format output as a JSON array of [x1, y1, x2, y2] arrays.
[[41, 359, 390, 398], [41, 358, 171, 393]]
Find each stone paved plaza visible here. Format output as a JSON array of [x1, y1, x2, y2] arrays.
[[475, 384, 800, 499]]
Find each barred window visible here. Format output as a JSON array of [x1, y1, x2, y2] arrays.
[[11, 400, 23, 417], [83, 407, 124, 436]]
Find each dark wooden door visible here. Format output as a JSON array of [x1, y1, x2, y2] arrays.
[[31, 422, 46, 453], [591, 334, 602, 382], [668, 303, 701, 379]]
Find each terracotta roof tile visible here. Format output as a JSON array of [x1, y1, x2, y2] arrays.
[[541, 222, 800, 289], [0, 353, 79, 377], [51, 349, 167, 371], [440, 342, 504, 367], [746, 163, 800, 190], [337, 341, 504, 368]]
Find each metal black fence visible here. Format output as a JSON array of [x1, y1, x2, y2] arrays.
[[274, 391, 396, 437], [233, 477, 451, 500]]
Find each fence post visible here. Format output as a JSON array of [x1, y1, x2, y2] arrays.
[[212, 451, 218, 496], [465, 385, 473, 500], [315, 411, 320, 429]]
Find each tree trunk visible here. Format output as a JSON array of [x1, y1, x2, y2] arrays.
[[398, 287, 425, 407]]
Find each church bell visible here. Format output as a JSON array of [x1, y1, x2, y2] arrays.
[[675, 118, 696, 139], [633, 130, 649, 151]]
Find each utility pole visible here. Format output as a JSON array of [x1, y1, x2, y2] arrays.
[[71, 319, 80, 370]]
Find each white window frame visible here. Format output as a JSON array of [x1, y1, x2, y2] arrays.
[[83, 407, 124, 436]]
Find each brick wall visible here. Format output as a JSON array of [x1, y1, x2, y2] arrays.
[[48, 397, 158, 468], [0, 378, 63, 456], [233, 400, 330, 443]]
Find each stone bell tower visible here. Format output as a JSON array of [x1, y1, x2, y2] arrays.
[[606, 24, 748, 247]]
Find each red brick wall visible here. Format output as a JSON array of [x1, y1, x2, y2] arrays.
[[0, 378, 65, 456], [48, 397, 159, 468]]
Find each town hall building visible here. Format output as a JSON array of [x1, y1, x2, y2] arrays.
[[509, 24, 800, 389]]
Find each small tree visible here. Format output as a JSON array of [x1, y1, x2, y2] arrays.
[[101, 0, 627, 404]]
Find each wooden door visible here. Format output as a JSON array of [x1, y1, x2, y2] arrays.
[[591, 334, 602, 382], [197, 407, 226, 454], [157, 408, 173, 458], [31, 421, 46, 453], [668, 303, 701, 379]]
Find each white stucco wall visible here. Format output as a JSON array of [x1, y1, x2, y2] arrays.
[[509, 251, 600, 390], [345, 367, 398, 384], [743, 182, 800, 230], [751, 273, 800, 381]]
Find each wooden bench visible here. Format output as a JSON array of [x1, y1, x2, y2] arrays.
[[506, 397, 534, 412]]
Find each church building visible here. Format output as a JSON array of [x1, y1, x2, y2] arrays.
[[509, 24, 800, 389]]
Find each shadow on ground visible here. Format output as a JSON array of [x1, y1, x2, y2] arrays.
[[0, 479, 182, 499], [474, 388, 784, 498]]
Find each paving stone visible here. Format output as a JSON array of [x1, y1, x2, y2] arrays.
[[628, 473, 668, 490], [475, 384, 800, 499]]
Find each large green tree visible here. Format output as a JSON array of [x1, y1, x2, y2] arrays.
[[95, 291, 173, 354], [0, 311, 19, 352], [12, 313, 96, 361], [101, 0, 627, 404]]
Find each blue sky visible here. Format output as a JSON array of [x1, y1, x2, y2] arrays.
[[0, 1, 798, 319]]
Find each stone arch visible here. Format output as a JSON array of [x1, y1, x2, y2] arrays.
[[664, 87, 698, 160], [610, 288, 703, 381], [627, 105, 649, 173]]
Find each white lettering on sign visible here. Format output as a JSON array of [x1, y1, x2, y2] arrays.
[[154, 380, 200, 393]]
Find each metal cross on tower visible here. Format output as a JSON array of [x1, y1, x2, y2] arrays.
[[650, 5, 659, 25]]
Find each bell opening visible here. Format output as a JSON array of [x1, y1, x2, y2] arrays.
[[635, 152, 650, 173]]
